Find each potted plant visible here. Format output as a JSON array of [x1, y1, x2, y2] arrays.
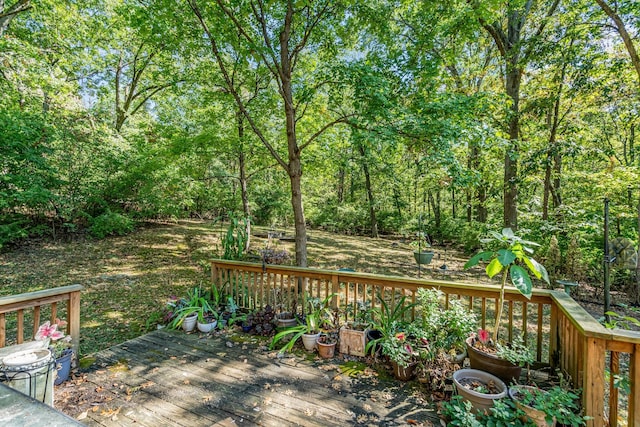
[[168, 287, 214, 332], [197, 311, 219, 333], [411, 231, 434, 265], [416, 287, 477, 362], [379, 330, 428, 381], [464, 228, 548, 382], [35, 319, 74, 385], [316, 333, 337, 359], [270, 294, 336, 353], [508, 385, 588, 426], [339, 301, 372, 357], [452, 368, 508, 414], [364, 294, 417, 356]]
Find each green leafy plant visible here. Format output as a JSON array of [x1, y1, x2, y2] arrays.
[[269, 294, 336, 353], [510, 385, 589, 426], [364, 294, 417, 355], [416, 288, 477, 354], [379, 330, 427, 368], [168, 287, 215, 329], [441, 395, 526, 426], [495, 335, 534, 367], [410, 231, 431, 252], [464, 228, 549, 343], [90, 211, 135, 239], [221, 214, 249, 260]]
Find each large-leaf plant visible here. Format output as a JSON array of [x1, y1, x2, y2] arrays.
[[464, 228, 550, 343]]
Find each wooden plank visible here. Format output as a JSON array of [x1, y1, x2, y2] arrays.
[[582, 337, 606, 427], [549, 302, 558, 369], [609, 351, 619, 427], [33, 306, 41, 337], [0, 313, 5, 347], [631, 343, 640, 427], [69, 290, 81, 359], [537, 303, 543, 362], [16, 309, 23, 344]]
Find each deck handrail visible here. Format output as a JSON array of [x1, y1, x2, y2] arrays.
[[212, 259, 640, 427], [0, 285, 83, 358]]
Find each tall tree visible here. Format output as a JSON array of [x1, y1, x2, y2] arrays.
[[595, 0, 640, 84], [479, 0, 560, 229], [0, 0, 30, 37], [187, 0, 354, 266]]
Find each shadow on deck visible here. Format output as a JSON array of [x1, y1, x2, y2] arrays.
[[58, 329, 442, 426]]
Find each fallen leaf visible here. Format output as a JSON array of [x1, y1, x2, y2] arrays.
[[76, 411, 87, 420]]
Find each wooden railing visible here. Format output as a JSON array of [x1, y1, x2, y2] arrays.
[[0, 285, 83, 359], [212, 259, 640, 427]]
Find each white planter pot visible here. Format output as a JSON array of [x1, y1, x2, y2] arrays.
[[302, 333, 320, 351], [197, 319, 217, 333], [182, 312, 198, 332]]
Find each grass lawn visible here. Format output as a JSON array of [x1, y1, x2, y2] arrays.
[[0, 219, 539, 355]]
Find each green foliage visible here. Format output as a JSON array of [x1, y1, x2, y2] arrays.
[[465, 228, 549, 342], [495, 335, 534, 367], [89, 212, 135, 239], [221, 215, 249, 260], [441, 396, 526, 427], [416, 288, 477, 352]]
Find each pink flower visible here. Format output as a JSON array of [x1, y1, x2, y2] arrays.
[[35, 321, 64, 341], [477, 328, 490, 344], [404, 343, 414, 354], [420, 337, 429, 346], [395, 332, 405, 341]]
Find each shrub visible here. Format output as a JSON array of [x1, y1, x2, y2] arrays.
[[90, 211, 135, 239]]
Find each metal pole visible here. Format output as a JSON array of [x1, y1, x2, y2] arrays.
[[604, 198, 611, 323]]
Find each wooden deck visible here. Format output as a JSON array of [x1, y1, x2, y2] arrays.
[[62, 329, 442, 426]]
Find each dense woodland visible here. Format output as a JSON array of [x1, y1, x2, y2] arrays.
[[1, 1, 640, 292]]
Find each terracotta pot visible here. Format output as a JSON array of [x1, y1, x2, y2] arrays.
[[302, 333, 320, 351], [316, 339, 336, 359], [465, 337, 521, 384], [391, 361, 416, 381], [508, 385, 556, 426], [452, 368, 507, 414]]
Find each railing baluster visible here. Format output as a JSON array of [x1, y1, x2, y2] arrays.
[[609, 351, 619, 427]]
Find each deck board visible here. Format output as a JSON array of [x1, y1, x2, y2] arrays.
[[60, 329, 442, 426]]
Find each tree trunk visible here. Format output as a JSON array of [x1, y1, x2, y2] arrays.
[[280, 9, 307, 267], [504, 65, 521, 229], [337, 167, 345, 203], [596, 0, 640, 85], [358, 143, 378, 238], [237, 111, 251, 252]]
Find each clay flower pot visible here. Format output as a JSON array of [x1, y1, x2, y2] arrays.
[[452, 369, 507, 414]]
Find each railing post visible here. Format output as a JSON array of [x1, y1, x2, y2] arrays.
[[583, 336, 606, 427], [331, 274, 339, 311], [549, 302, 559, 369], [630, 343, 640, 427], [69, 289, 81, 360]]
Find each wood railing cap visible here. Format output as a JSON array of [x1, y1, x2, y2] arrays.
[[0, 284, 84, 306]]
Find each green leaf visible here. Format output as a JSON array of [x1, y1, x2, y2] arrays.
[[497, 249, 516, 266], [510, 265, 532, 299], [523, 257, 550, 285], [464, 251, 493, 269], [486, 258, 503, 278], [502, 228, 515, 239]]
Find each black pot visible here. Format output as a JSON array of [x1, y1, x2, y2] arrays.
[[366, 329, 383, 355]]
